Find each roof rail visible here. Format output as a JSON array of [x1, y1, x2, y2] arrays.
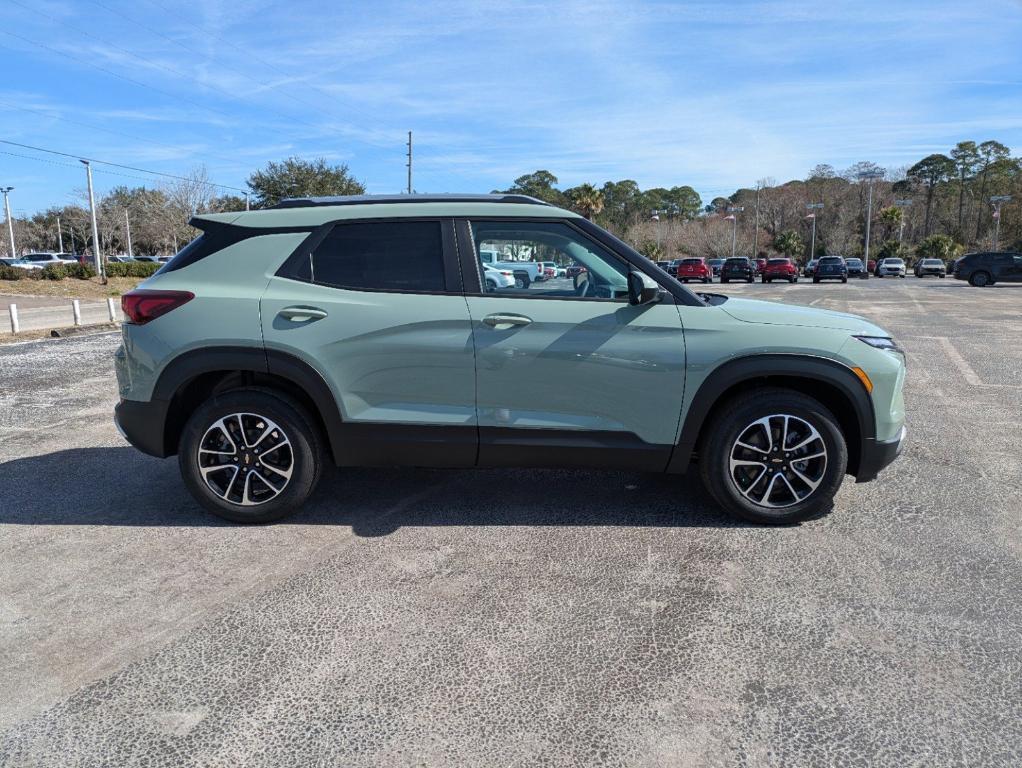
[[269, 193, 552, 209]]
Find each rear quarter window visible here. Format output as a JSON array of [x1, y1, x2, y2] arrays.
[[295, 220, 446, 293]]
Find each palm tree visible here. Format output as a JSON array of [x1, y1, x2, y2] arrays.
[[569, 183, 604, 220], [773, 230, 803, 257]]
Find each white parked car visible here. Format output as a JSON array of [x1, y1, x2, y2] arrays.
[[876, 257, 906, 278], [482, 264, 516, 290], [0, 257, 43, 270], [20, 252, 78, 265]]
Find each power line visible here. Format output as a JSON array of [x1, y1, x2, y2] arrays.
[[0, 99, 243, 168], [0, 139, 248, 193]]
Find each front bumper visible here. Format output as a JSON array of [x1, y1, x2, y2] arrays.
[[855, 425, 906, 482], [114, 398, 171, 458]]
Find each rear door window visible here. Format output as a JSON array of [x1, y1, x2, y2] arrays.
[[298, 221, 446, 293]]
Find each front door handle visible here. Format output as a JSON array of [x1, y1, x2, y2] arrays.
[[278, 306, 328, 322], [482, 313, 532, 329]]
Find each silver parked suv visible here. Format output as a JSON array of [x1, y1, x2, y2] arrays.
[[114, 194, 906, 525]]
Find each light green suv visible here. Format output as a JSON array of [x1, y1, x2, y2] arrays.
[[114, 194, 906, 525]]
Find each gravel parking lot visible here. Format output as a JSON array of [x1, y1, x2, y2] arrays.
[[0, 279, 1019, 766]]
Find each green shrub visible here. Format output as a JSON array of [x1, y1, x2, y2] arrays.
[[0, 264, 26, 280], [105, 261, 161, 278], [40, 264, 68, 280], [66, 262, 97, 279]]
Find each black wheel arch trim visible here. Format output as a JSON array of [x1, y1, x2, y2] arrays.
[[666, 353, 877, 475], [145, 345, 347, 462]]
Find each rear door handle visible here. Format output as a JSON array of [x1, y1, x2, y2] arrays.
[[278, 306, 328, 322], [482, 313, 532, 329]]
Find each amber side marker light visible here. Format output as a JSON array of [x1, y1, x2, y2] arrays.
[[851, 366, 874, 394]]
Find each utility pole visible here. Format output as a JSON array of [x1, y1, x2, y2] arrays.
[[1, 187, 15, 258], [727, 206, 744, 257], [244, 192, 250, 211], [406, 131, 413, 194], [894, 199, 912, 245], [990, 195, 1011, 250], [806, 203, 823, 259], [754, 180, 763, 255], [57, 215, 64, 253], [124, 209, 133, 258], [857, 169, 884, 265], [80, 160, 104, 279]]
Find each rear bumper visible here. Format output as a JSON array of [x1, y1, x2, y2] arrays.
[[855, 425, 906, 482], [114, 398, 170, 458]]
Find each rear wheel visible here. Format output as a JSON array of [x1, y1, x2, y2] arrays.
[[698, 388, 848, 524], [178, 389, 323, 523], [969, 271, 992, 287]]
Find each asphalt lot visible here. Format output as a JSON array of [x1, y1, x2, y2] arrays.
[[0, 278, 1020, 766]]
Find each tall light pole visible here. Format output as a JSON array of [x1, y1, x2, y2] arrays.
[[406, 130, 413, 194], [857, 169, 884, 264], [990, 195, 1011, 250], [56, 215, 64, 253], [894, 199, 912, 245], [1, 187, 15, 258], [727, 206, 744, 257], [80, 160, 103, 278], [123, 209, 133, 258], [244, 192, 250, 211], [651, 210, 662, 250], [805, 202, 824, 260], [754, 182, 761, 255]]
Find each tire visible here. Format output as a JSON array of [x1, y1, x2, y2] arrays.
[[747, 276, 754, 283], [485, 278, 497, 290], [514, 273, 530, 289], [788, 277, 795, 283], [969, 271, 991, 287], [178, 388, 323, 524], [721, 277, 729, 284], [813, 277, 819, 284], [762, 277, 768, 283], [939, 274, 945, 279], [899, 274, 905, 279], [841, 277, 847, 283], [703, 277, 711, 284], [698, 388, 848, 525]]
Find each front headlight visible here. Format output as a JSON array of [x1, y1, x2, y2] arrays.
[[854, 335, 903, 354]]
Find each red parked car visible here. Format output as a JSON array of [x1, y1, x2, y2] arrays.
[[676, 257, 712, 283], [755, 257, 767, 274], [761, 257, 799, 283]]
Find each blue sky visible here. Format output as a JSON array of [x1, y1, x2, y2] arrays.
[[2, 0, 1022, 213]]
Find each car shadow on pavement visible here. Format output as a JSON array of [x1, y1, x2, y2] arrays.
[[0, 447, 824, 532]]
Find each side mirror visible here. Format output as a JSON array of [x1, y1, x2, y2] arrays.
[[628, 270, 660, 305]]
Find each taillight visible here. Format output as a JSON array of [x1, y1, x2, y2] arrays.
[[121, 289, 194, 325]]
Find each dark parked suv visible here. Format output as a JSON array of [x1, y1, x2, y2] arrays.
[[953, 252, 1022, 286], [720, 257, 754, 283], [813, 256, 848, 283]]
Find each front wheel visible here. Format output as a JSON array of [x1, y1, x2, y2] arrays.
[[178, 389, 323, 523], [939, 273, 945, 278], [721, 277, 729, 283], [841, 277, 847, 283], [698, 388, 848, 524], [703, 277, 711, 284]]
